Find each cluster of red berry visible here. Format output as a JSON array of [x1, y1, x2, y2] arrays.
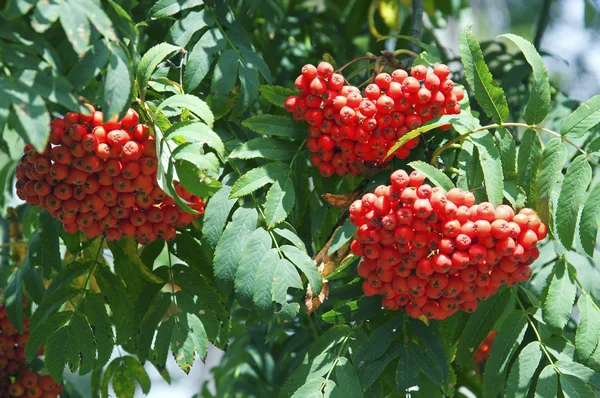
[[15, 105, 204, 244], [472, 330, 497, 363], [284, 62, 463, 177], [349, 169, 546, 320], [0, 301, 61, 398]]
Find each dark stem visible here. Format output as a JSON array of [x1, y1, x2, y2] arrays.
[[404, 0, 424, 68], [533, 0, 552, 50]]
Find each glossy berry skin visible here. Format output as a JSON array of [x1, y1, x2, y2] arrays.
[[15, 105, 205, 245], [348, 168, 545, 320], [285, 62, 461, 177]]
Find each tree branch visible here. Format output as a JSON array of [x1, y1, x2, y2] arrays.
[[405, 0, 424, 67], [533, 0, 552, 50]]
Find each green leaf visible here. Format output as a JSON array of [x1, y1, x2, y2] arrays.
[[26, 311, 70, 363], [500, 34, 551, 124], [76, 0, 118, 42], [235, 228, 272, 308], [171, 311, 208, 373], [252, 249, 279, 318], [59, 0, 90, 56], [556, 155, 592, 249], [80, 293, 115, 369], [536, 137, 568, 223], [243, 114, 306, 140], [556, 360, 600, 390], [201, 174, 238, 250], [184, 28, 226, 92], [5, 271, 24, 332], [172, 268, 229, 349], [360, 343, 403, 388], [321, 297, 381, 325], [229, 137, 298, 161], [459, 27, 509, 124], [281, 245, 323, 295], [165, 120, 225, 155], [535, 365, 558, 398], [29, 285, 78, 330], [471, 131, 504, 206], [272, 258, 303, 322], [31, 0, 60, 32], [45, 326, 70, 382], [38, 210, 61, 278], [387, 115, 461, 157], [495, 127, 516, 176], [238, 46, 272, 83], [505, 341, 543, 398], [213, 206, 258, 294], [235, 59, 260, 116], [137, 294, 171, 363], [94, 265, 135, 344], [576, 294, 600, 363], [210, 49, 240, 112], [328, 220, 356, 255], [168, 9, 213, 47], [230, 162, 289, 198], [137, 43, 181, 100], [11, 92, 50, 153], [174, 148, 222, 198], [335, 357, 364, 398], [69, 312, 96, 374], [265, 177, 296, 228], [396, 346, 419, 391], [406, 342, 444, 387], [151, 0, 203, 18], [67, 39, 111, 87], [482, 311, 529, 398], [120, 357, 151, 395], [260, 85, 296, 108], [456, 288, 511, 365], [102, 45, 133, 121], [408, 161, 455, 191], [356, 317, 403, 364], [542, 258, 577, 330], [560, 374, 596, 398], [108, 238, 163, 285], [580, 183, 600, 257], [588, 136, 600, 154], [517, 128, 543, 206], [561, 94, 600, 138], [158, 93, 214, 128]]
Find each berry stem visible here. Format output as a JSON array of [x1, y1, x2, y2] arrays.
[[430, 122, 600, 168], [335, 57, 378, 74], [367, 0, 384, 40], [320, 330, 353, 392], [72, 237, 105, 315], [511, 287, 558, 370], [391, 49, 419, 59]]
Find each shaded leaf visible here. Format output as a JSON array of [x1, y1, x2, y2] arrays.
[[229, 137, 298, 161]]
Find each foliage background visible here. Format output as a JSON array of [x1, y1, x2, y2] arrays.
[[1, 0, 600, 397]]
